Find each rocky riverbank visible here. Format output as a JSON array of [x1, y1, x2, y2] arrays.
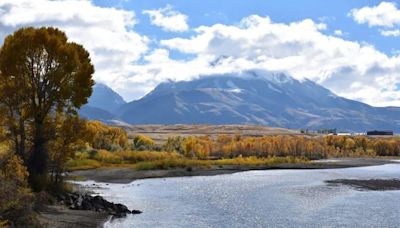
[[58, 192, 142, 218], [38, 192, 141, 227]]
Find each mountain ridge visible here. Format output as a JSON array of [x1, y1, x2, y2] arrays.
[[80, 71, 400, 132], [78, 83, 125, 121]]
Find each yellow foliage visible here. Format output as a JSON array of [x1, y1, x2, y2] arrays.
[[94, 150, 122, 163], [83, 121, 128, 150], [0, 154, 33, 224], [66, 150, 182, 170], [161, 135, 400, 160], [3, 155, 28, 183], [182, 136, 212, 158], [163, 136, 185, 153], [133, 135, 154, 150], [67, 134, 400, 172]]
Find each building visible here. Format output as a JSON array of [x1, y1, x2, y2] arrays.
[[336, 132, 351, 136], [366, 130, 393, 136]]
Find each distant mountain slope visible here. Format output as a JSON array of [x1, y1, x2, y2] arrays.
[[87, 83, 126, 113], [79, 105, 115, 121], [79, 83, 125, 121], [116, 71, 400, 132]]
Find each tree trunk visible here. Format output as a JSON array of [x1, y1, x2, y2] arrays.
[[14, 135, 20, 157], [28, 119, 48, 191], [17, 117, 26, 162]]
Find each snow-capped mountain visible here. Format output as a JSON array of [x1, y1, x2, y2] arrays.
[[114, 71, 400, 132]]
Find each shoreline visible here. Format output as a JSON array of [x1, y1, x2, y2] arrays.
[[69, 157, 399, 184], [48, 157, 398, 228]]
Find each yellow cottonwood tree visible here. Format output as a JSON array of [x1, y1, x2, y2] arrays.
[[0, 27, 94, 191]]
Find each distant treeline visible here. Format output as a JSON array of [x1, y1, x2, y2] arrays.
[[65, 125, 400, 172], [82, 123, 400, 159], [160, 135, 400, 159], [79, 122, 400, 159]]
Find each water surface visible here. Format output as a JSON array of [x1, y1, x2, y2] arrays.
[[78, 164, 400, 227]]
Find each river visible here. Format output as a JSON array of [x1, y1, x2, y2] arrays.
[[77, 164, 400, 227]]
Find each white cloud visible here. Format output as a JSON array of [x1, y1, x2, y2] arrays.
[[350, 2, 400, 27], [1, 1, 400, 107], [0, 0, 149, 98], [158, 15, 400, 106], [334, 29, 343, 36], [380, 29, 400, 36], [143, 5, 189, 32]]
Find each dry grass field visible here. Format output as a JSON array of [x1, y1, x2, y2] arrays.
[[122, 124, 300, 144]]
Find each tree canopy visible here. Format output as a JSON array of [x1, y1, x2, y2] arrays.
[[0, 27, 94, 191]]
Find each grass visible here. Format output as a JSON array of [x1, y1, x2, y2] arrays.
[[66, 175, 87, 181], [65, 159, 101, 171], [114, 150, 182, 162], [132, 158, 209, 170]]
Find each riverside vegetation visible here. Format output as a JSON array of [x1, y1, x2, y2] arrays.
[[66, 121, 400, 172]]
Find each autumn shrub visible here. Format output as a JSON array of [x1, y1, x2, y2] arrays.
[[132, 135, 155, 150], [93, 150, 122, 163], [181, 136, 213, 158], [66, 150, 183, 170], [0, 153, 36, 227], [163, 136, 185, 153], [83, 121, 129, 150], [74, 151, 90, 160]]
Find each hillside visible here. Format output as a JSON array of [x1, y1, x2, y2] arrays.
[[79, 83, 125, 121], [115, 71, 400, 132], [88, 83, 126, 113]]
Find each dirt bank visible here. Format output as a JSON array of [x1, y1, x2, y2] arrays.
[[326, 179, 400, 191], [38, 205, 109, 228]]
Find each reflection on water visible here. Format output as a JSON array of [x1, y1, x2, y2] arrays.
[[77, 164, 400, 228]]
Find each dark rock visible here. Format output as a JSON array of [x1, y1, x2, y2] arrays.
[[57, 192, 140, 218], [131, 209, 142, 214]]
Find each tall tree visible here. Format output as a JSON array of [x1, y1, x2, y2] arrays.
[[0, 27, 94, 190], [0, 64, 30, 161]]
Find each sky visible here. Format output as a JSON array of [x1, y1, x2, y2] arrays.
[[1, 0, 400, 107]]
